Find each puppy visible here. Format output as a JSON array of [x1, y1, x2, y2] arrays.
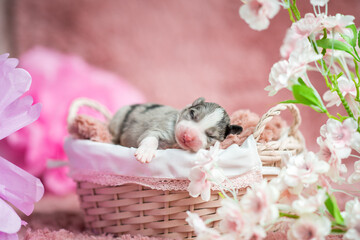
[[109, 97, 243, 163]]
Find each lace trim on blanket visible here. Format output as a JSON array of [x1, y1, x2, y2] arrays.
[[71, 166, 263, 191]]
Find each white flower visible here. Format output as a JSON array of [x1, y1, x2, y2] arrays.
[[280, 29, 299, 59], [287, 213, 331, 240], [283, 152, 329, 194], [342, 198, 360, 240], [239, 0, 280, 31], [186, 211, 221, 239], [320, 118, 358, 150], [321, 14, 355, 35], [288, 38, 323, 70], [265, 60, 292, 96], [317, 136, 348, 183], [310, 0, 329, 7], [218, 199, 248, 234], [344, 228, 360, 240], [292, 189, 327, 215], [217, 198, 267, 240], [266, 39, 322, 95], [323, 76, 357, 107], [291, 13, 323, 38], [240, 180, 279, 225], [188, 142, 225, 201], [348, 161, 360, 184], [187, 167, 212, 201], [351, 132, 360, 154]]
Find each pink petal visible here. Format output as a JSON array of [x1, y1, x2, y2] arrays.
[[0, 96, 41, 140], [189, 167, 206, 182], [0, 198, 21, 234], [0, 232, 19, 240], [201, 181, 211, 201], [188, 181, 202, 198], [0, 65, 31, 113], [0, 53, 10, 62], [0, 156, 44, 216]]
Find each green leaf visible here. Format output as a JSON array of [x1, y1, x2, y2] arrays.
[[280, 100, 301, 104], [316, 38, 354, 56], [358, 30, 360, 47], [297, 77, 306, 86], [341, 24, 357, 47], [325, 194, 344, 225], [292, 84, 326, 112], [331, 228, 347, 234]]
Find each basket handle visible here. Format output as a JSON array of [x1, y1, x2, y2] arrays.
[[253, 103, 301, 142], [67, 98, 113, 127]]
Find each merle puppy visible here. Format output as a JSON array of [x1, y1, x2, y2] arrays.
[[109, 97, 242, 163]]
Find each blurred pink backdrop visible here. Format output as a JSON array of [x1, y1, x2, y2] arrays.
[[9, 0, 360, 151]]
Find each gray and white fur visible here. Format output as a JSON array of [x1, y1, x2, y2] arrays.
[[109, 97, 242, 163]]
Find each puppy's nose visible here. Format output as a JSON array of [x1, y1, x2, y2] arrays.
[[183, 133, 194, 143]]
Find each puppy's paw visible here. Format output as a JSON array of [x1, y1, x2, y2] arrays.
[[134, 147, 156, 163]]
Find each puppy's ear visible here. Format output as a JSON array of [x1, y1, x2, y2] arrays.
[[192, 97, 205, 106], [225, 125, 243, 138]]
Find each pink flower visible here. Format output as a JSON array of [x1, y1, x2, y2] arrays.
[[291, 13, 323, 38], [317, 136, 348, 183], [266, 68, 289, 96], [218, 199, 247, 233], [0, 53, 41, 140], [321, 14, 355, 35], [287, 214, 331, 240], [283, 152, 329, 193], [188, 166, 212, 201], [240, 180, 279, 225], [266, 60, 291, 96], [5, 47, 145, 195], [320, 118, 358, 150], [351, 132, 360, 154], [186, 211, 221, 239], [0, 53, 44, 240], [310, 0, 329, 7], [342, 198, 360, 240], [348, 161, 360, 184], [239, 0, 280, 31], [195, 141, 221, 167], [280, 29, 299, 59], [266, 39, 322, 95], [292, 189, 327, 215], [323, 77, 357, 107], [188, 142, 225, 201], [288, 39, 323, 72], [217, 198, 266, 239]]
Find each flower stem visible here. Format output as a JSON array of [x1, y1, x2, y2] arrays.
[[286, 0, 301, 22], [354, 47, 360, 61], [330, 75, 355, 120], [353, 60, 360, 102], [287, 7, 295, 22], [290, 0, 301, 21]]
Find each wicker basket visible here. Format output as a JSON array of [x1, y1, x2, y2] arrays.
[[66, 100, 304, 239]]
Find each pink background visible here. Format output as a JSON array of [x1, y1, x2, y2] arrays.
[[8, 0, 360, 150]]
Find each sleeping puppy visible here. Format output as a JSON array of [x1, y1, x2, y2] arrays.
[[109, 97, 243, 163]]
